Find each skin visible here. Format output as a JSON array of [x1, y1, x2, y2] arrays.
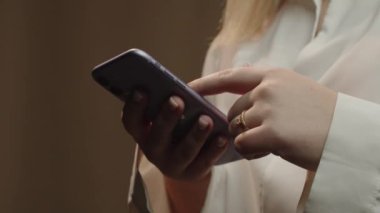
[[121, 91, 228, 212], [123, 1, 333, 210], [122, 0, 337, 212], [189, 66, 337, 171], [122, 66, 336, 212]]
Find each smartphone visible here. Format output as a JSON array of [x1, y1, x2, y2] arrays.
[[92, 49, 242, 165]]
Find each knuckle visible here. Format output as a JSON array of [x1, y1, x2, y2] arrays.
[[256, 102, 273, 119], [255, 83, 272, 98], [255, 77, 280, 99]]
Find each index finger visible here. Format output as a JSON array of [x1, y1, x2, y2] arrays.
[[188, 67, 264, 96]]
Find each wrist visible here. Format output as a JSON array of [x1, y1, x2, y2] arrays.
[[164, 172, 211, 213]]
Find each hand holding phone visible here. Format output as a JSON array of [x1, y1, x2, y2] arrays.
[[92, 49, 242, 179]]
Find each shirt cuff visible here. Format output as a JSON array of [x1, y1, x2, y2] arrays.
[[305, 93, 380, 212]]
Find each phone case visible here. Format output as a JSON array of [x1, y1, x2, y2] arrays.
[[92, 49, 242, 165]]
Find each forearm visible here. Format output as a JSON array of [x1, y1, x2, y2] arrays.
[[164, 173, 211, 213]]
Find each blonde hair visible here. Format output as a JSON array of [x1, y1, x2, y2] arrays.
[[216, 0, 285, 43]]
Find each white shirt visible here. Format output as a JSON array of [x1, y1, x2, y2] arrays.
[[129, 0, 380, 212]]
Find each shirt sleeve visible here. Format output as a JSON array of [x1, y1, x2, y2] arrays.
[[303, 93, 380, 212]]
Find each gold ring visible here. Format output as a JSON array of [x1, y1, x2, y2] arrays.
[[235, 110, 248, 130]]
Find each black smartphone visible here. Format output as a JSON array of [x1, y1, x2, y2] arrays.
[[92, 49, 242, 165]]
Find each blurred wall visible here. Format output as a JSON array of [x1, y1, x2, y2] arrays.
[[1, 1, 223, 212]]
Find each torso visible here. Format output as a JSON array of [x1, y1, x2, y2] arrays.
[[202, 0, 380, 212]]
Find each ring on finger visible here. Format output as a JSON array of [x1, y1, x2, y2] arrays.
[[235, 110, 248, 131]]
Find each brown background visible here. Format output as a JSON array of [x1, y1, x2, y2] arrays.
[[1, 1, 223, 212]]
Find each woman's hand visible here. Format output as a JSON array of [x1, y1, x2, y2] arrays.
[[121, 91, 227, 181], [189, 66, 337, 171]]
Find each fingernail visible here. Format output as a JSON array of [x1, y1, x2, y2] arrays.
[[198, 115, 209, 130], [169, 97, 179, 111], [217, 137, 227, 148], [133, 91, 144, 103]]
